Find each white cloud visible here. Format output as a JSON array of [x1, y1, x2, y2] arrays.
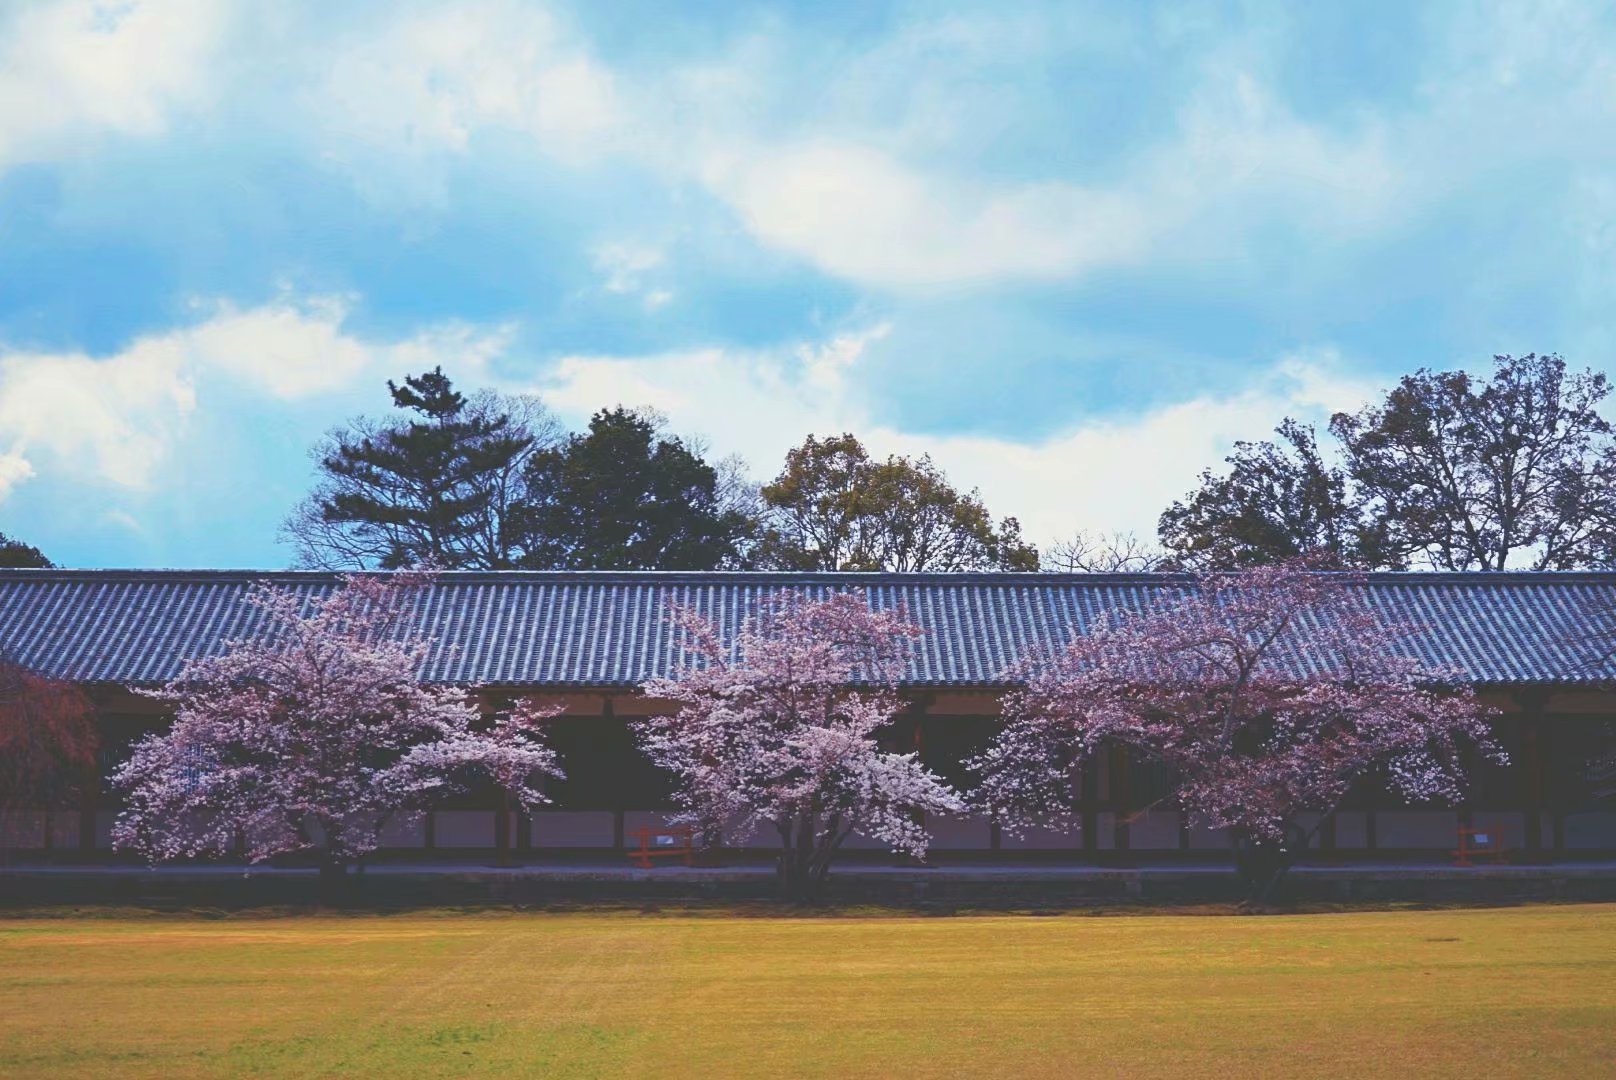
[[702, 141, 1153, 287], [797, 322, 891, 395], [102, 508, 144, 534], [182, 294, 375, 398], [3, 1, 1602, 297], [301, 3, 1407, 290], [536, 332, 1378, 547], [695, 62, 1401, 288], [180, 293, 515, 399], [594, 242, 662, 292], [0, 0, 228, 170], [592, 241, 673, 309], [908, 353, 1379, 545], [0, 295, 513, 499], [315, 1, 620, 176], [0, 450, 36, 502], [0, 334, 196, 493]]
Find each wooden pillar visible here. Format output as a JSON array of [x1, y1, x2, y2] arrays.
[[604, 694, 626, 851], [1079, 754, 1098, 858], [1519, 690, 1547, 859], [80, 697, 106, 855], [78, 764, 98, 855], [493, 790, 512, 868], [483, 690, 513, 867], [904, 697, 928, 865], [1109, 744, 1132, 852], [1543, 718, 1566, 856]]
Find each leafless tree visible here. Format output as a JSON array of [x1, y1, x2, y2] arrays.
[[1042, 530, 1168, 573]]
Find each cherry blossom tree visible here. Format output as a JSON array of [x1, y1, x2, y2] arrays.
[[972, 562, 1503, 901], [637, 591, 964, 902], [0, 655, 98, 861], [111, 573, 563, 899]]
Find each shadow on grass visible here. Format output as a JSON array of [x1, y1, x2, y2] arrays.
[[0, 896, 1603, 922]]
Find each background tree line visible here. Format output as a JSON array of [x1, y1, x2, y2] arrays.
[[1057, 353, 1616, 573], [7, 351, 1615, 576], [280, 367, 1036, 573]]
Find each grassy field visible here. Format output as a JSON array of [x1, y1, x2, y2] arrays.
[[1, 905, 1613, 1078]]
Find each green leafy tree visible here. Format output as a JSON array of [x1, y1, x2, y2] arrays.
[[0, 533, 52, 569], [284, 369, 557, 569], [1158, 419, 1385, 570], [756, 433, 1037, 571], [516, 408, 754, 570], [1330, 354, 1616, 570]]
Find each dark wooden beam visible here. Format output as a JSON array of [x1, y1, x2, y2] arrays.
[[1517, 688, 1549, 860], [1079, 755, 1098, 859], [1110, 744, 1131, 852]]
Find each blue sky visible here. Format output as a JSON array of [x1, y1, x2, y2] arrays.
[[3, 0, 1615, 567]]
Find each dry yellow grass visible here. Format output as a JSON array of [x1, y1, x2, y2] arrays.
[[2, 904, 1614, 1078]]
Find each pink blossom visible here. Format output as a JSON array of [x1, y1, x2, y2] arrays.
[[637, 591, 963, 900], [112, 573, 563, 875], [973, 563, 1503, 864]]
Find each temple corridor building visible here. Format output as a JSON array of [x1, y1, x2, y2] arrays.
[[2, 569, 1614, 861]]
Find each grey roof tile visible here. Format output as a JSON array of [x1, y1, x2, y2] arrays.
[[0, 569, 1611, 688]]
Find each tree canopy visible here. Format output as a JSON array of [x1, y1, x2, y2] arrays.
[[756, 433, 1038, 571], [1043, 530, 1167, 573], [516, 408, 754, 570], [1160, 355, 1616, 571], [286, 374, 753, 572], [0, 533, 52, 569], [285, 369, 554, 570], [112, 573, 563, 896], [972, 562, 1500, 898], [1331, 353, 1616, 570], [636, 590, 963, 901], [1159, 419, 1381, 570]]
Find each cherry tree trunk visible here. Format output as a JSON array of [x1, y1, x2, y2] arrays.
[[317, 854, 351, 907], [1232, 822, 1309, 906]]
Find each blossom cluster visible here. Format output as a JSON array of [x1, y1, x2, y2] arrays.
[[112, 574, 563, 865], [637, 592, 963, 880], [972, 563, 1503, 844]]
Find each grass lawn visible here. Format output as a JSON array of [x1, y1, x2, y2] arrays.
[[1, 904, 1614, 1078]]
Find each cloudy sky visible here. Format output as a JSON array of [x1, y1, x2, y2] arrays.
[[3, 0, 1614, 568]]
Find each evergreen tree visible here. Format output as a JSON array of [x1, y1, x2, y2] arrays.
[[0, 533, 52, 569], [517, 408, 752, 570], [284, 369, 555, 569]]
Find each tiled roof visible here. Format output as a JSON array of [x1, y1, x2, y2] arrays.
[[0, 569, 1611, 688]]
